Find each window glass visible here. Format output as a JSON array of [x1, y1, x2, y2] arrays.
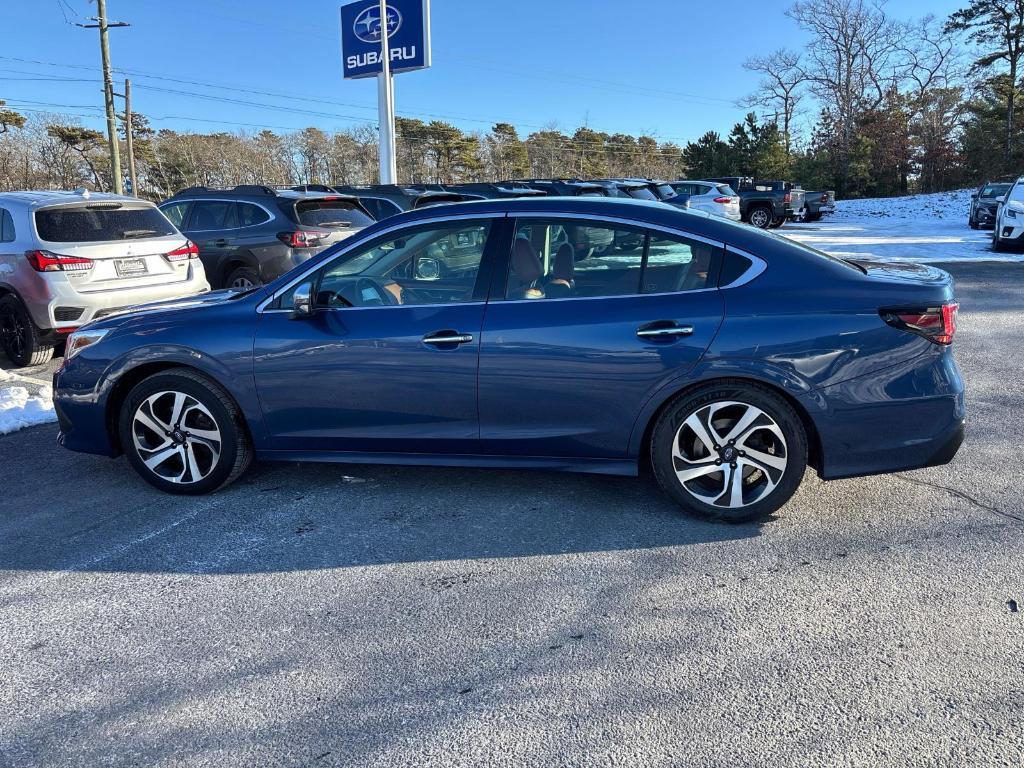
[[716, 184, 737, 196], [295, 200, 373, 229], [0, 209, 14, 242], [238, 202, 271, 227], [34, 205, 176, 242], [625, 186, 658, 201], [982, 183, 1011, 199], [361, 198, 402, 220], [186, 200, 237, 231], [643, 233, 716, 293], [306, 221, 491, 309], [159, 202, 189, 228], [506, 220, 644, 300]]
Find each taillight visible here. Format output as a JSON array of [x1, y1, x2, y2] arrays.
[[25, 250, 93, 272], [277, 230, 323, 248], [713, 196, 732, 204], [165, 240, 199, 262], [821, 193, 828, 203], [881, 302, 958, 345], [783, 192, 792, 204]]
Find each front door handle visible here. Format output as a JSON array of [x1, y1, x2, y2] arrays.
[[213, 239, 229, 247], [636, 322, 694, 340], [422, 331, 474, 346]]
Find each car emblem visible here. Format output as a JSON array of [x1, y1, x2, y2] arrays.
[[353, 4, 402, 43]]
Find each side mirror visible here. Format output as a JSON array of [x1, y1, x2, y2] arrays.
[[290, 282, 313, 319], [415, 256, 443, 280]]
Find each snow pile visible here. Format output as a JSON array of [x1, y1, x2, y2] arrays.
[[0, 367, 57, 435], [0, 383, 56, 435], [785, 188, 1024, 263]]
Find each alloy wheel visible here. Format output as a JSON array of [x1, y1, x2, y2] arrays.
[[670, 400, 788, 509], [230, 275, 255, 290], [0, 308, 26, 360], [749, 209, 770, 228], [131, 390, 222, 484]]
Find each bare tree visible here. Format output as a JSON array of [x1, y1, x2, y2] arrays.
[[742, 49, 806, 155]]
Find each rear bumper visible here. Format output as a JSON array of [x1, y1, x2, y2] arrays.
[[23, 265, 210, 331], [800, 348, 966, 480]]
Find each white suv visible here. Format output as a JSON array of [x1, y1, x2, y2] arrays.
[[992, 177, 1024, 252], [0, 190, 209, 366]]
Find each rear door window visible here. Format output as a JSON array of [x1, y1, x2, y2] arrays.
[[295, 200, 374, 229], [238, 202, 271, 227], [0, 208, 15, 242], [186, 200, 238, 231], [34, 205, 176, 242]]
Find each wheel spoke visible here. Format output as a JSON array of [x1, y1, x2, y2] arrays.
[[727, 465, 745, 507], [722, 404, 764, 445], [169, 392, 187, 427], [674, 461, 722, 483], [743, 447, 787, 473], [684, 412, 721, 454], [184, 443, 203, 482], [143, 445, 183, 472], [135, 406, 170, 437]]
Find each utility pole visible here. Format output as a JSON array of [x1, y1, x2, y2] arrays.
[[377, 0, 397, 184], [123, 79, 137, 195], [77, 1, 129, 194]]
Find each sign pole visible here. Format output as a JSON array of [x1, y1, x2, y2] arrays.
[[377, 0, 397, 184]]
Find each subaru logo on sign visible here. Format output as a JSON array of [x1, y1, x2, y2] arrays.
[[340, 0, 431, 80], [352, 4, 402, 43]]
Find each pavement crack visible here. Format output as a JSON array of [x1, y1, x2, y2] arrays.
[[895, 474, 1021, 523]]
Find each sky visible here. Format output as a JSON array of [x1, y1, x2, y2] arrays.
[[0, 0, 968, 145]]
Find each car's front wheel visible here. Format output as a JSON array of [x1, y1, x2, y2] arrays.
[[119, 369, 252, 494], [650, 382, 808, 523]]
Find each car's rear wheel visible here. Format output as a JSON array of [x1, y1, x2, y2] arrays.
[[0, 294, 54, 367], [650, 382, 808, 523], [768, 217, 785, 229], [118, 369, 252, 494], [748, 206, 773, 229], [226, 265, 262, 291]]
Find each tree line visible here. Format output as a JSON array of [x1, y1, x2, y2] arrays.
[[1, 0, 1023, 200]]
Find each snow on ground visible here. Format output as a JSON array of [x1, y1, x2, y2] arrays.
[[0, 366, 57, 435], [784, 188, 1024, 263]]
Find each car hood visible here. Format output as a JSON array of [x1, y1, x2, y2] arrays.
[[83, 288, 245, 330]]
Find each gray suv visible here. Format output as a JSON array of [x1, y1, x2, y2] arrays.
[[0, 189, 208, 367], [159, 186, 374, 289]]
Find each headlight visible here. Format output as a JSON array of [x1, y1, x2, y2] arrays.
[[65, 328, 110, 360], [1007, 208, 1017, 219]]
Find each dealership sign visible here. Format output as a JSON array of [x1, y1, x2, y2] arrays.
[[340, 0, 431, 79]]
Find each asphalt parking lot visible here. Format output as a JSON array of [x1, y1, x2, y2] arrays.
[[1, 261, 1023, 767]]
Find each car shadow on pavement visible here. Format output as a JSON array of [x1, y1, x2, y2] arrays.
[[0, 425, 762, 575]]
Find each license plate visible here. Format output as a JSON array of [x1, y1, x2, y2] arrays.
[[114, 257, 148, 277]]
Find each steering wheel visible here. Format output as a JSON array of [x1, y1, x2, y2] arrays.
[[355, 277, 399, 307]]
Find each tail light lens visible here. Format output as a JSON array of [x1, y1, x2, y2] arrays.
[[277, 230, 323, 248], [881, 302, 958, 345], [821, 193, 829, 203], [783, 192, 792, 204], [165, 240, 199, 262], [25, 250, 93, 272], [713, 196, 732, 204]]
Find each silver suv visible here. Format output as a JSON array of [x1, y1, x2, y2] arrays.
[[0, 190, 209, 366]]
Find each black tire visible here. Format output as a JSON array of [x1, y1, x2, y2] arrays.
[[118, 368, 253, 495], [993, 232, 1007, 252], [969, 219, 979, 230], [225, 265, 262, 291], [650, 381, 808, 523], [768, 217, 785, 229], [0, 294, 54, 367], [747, 206, 773, 229]]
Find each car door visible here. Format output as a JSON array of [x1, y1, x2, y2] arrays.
[[252, 215, 505, 454], [477, 217, 725, 459], [181, 199, 238, 285]]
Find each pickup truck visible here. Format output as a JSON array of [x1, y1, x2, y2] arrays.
[[799, 190, 836, 222], [707, 177, 805, 228]]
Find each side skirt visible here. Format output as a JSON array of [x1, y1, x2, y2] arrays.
[[255, 450, 639, 477]]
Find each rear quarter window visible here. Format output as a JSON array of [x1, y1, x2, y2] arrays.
[[0, 208, 15, 242], [34, 205, 176, 243]]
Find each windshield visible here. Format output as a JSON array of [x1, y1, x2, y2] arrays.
[[625, 186, 658, 201], [981, 183, 1011, 198], [295, 200, 374, 228], [35, 205, 176, 243]]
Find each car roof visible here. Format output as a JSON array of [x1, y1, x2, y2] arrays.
[[0, 190, 153, 209]]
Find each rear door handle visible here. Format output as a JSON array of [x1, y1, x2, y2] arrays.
[[213, 239, 229, 247], [422, 331, 474, 346], [636, 322, 694, 340]]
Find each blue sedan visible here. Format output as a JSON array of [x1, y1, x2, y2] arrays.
[[53, 197, 965, 522]]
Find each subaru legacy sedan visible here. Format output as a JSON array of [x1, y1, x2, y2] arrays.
[[53, 197, 965, 522]]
